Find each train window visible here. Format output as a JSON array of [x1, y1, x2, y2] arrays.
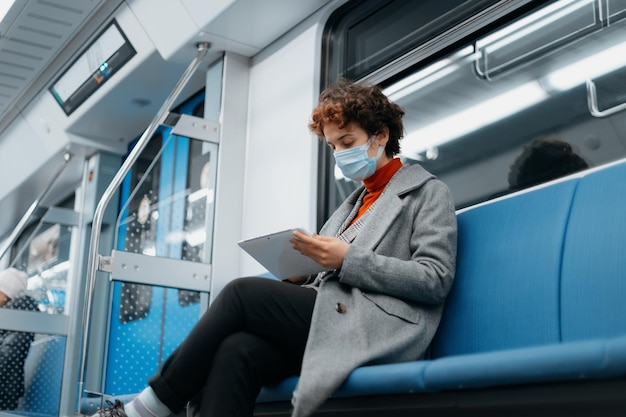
[[321, 0, 626, 215], [474, 0, 601, 78], [325, 0, 502, 81], [607, 0, 626, 22]]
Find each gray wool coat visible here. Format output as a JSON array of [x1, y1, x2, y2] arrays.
[[291, 163, 457, 417]]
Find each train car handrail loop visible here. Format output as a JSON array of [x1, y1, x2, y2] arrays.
[[586, 78, 626, 117], [77, 42, 211, 400]]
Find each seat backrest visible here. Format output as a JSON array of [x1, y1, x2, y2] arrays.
[[22, 336, 65, 416], [561, 161, 626, 342], [430, 179, 579, 358]]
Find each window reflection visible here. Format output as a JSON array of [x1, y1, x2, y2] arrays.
[[7, 221, 73, 315], [506, 137, 589, 192], [375, 0, 626, 207]]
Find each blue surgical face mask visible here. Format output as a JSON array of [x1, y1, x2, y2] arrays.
[[334, 136, 385, 181]]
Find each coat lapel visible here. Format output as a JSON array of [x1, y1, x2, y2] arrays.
[[352, 191, 403, 250], [334, 164, 435, 251]]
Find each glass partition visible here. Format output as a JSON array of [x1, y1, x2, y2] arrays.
[[1, 212, 73, 415], [8, 220, 74, 315]]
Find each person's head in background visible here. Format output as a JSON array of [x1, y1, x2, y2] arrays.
[[508, 136, 589, 191], [0, 268, 28, 307]]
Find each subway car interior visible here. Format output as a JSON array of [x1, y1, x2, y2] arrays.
[[1, 0, 626, 416]]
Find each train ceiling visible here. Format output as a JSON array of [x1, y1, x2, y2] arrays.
[[0, 0, 123, 137]]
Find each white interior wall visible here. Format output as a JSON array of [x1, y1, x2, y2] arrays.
[[240, 24, 322, 276], [0, 115, 59, 201]]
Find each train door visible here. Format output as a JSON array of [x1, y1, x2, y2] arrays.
[[75, 54, 228, 413], [103, 91, 217, 396]]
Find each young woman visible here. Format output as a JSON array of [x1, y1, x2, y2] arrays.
[[95, 79, 457, 417]]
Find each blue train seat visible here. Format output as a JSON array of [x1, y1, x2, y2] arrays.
[[423, 178, 577, 390], [17, 336, 65, 417], [560, 161, 626, 342], [256, 159, 626, 412]]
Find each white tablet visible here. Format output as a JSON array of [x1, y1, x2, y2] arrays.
[[238, 228, 330, 280]]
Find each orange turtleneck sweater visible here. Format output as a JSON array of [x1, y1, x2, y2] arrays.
[[350, 158, 403, 225]]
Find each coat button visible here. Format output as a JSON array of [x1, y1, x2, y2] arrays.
[[335, 303, 347, 313]]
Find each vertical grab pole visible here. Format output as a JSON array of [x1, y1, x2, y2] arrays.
[[77, 42, 211, 399]]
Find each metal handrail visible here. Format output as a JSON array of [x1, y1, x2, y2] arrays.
[[0, 151, 72, 264], [77, 42, 211, 396], [586, 79, 626, 118]]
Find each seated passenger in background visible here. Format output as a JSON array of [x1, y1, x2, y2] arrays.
[[94, 79, 457, 417], [508, 136, 589, 191], [0, 268, 37, 410]]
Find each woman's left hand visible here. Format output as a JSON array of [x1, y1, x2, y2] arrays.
[[291, 230, 349, 270]]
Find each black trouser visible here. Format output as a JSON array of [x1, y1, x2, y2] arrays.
[[149, 277, 317, 416]]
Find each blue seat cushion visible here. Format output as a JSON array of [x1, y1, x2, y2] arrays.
[[258, 336, 626, 401], [257, 361, 430, 403], [425, 335, 626, 391], [561, 162, 626, 341], [22, 336, 65, 416], [332, 361, 429, 398], [258, 376, 298, 403]]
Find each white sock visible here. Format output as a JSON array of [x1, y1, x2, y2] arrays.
[[125, 387, 172, 417]]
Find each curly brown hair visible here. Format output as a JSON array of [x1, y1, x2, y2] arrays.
[[308, 79, 405, 156]]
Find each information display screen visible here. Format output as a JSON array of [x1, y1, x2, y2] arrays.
[[50, 20, 136, 115]]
